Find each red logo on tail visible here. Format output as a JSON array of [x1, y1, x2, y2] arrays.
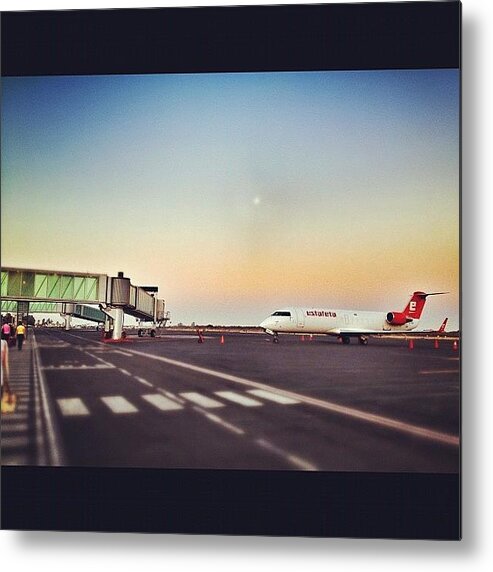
[[403, 291, 448, 320]]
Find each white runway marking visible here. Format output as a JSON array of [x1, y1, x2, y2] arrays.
[[255, 438, 317, 471], [42, 364, 114, 370], [121, 347, 460, 447], [101, 396, 138, 414], [135, 376, 154, 388], [157, 388, 186, 405], [57, 398, 90, 416], [214, 391, 262, 407], [34, 332, 66, 465], [119, 368, 132, 376], [142, 394, 183, 411], [419, 369, 460, 375], [113, 350, 133, 357], [247, 389, 299, 405], [287, 455, 318, 471], [198, 410, 245, 435], [180, 392, 225, 408], [82, 351, 116, 368]]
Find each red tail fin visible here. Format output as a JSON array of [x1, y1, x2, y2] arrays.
[[403, 292, 428, 320], [403, 291, 448, 320], [438, 318, 448, 333]]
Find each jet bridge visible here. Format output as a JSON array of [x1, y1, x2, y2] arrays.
[[2, 301, 106, 324], [1, 267, 166, 339]]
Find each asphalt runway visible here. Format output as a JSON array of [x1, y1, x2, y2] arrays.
[[2, 328, 460, 472]]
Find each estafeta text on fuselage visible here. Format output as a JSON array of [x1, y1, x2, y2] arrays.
[[306, 310, 337, 317]]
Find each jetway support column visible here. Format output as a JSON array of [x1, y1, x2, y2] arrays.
[[99, 306, 124, 340], [112, 308, 124, 340], [64, 314, 71, 331]]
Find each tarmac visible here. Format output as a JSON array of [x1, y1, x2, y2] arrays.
[[0, 328, 460, 472]]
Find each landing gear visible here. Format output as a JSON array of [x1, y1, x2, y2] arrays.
[[272, 333, 279, 344], [338, 335, 351, 344], [358, 336, 368, 346]]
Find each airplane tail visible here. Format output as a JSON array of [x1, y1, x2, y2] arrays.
[[438, 318, 448, 333], [403, 291, 448, 320]]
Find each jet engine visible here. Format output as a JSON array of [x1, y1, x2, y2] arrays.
[[386, 311, 410, 325]]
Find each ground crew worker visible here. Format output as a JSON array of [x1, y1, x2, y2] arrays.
[[16, 322, 26, 351]]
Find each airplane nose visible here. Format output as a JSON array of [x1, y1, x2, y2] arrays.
[[260, 318, 272, 330]]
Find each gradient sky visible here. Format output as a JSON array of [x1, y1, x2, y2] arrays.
[[1, 70, 459, 328]]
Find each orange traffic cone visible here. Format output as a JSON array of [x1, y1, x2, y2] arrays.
[[453, 340, 458, 351], [408, 338, 414, 350], [220, 335, 224, 345], [434, 339, 439, 349]]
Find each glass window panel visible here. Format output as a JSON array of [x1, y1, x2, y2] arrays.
[[60, 276, 74, 300], [20, 272, 35, 297], [34, 274, 48, 298]]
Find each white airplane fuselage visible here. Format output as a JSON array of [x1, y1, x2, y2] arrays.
[[259, 291, 446, 343], [259, 307, 418, 337]]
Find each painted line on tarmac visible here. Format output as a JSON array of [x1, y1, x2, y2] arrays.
[[33, 332, 66, 465], [255, 438, 317, 471], [142, 393, 183, 411], [191, 406, 245, 436], [247, 389, 299, 405], [121, 347, 460, 447], [101, 396, 138, 414], [181, 392, 225, 409], [57, 397, 90, 417], [156, 387, 186, 405], [82, 351, 116, 369], [41, 364, 114, 370], [214, 391, 262, 407], [419, 369, 460, 375], [135, 376, 154, 388]]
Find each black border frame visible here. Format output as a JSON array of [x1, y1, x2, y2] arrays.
[[1, 1, 461, 539]]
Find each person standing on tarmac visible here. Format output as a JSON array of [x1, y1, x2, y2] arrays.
[[2, 320, 11, 342], [1, 338, 10, 398], [16, 322, 26, 351]]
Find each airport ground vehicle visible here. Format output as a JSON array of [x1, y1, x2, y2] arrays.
[[137, 323, 157, 337]]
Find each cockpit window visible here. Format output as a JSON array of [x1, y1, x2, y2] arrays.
[[271, 311, 291, 317]]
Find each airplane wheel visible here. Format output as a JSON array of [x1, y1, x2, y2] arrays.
[[342, 336, 351, 344], [273, 337, 279, 344], [150, 329, 156, 337], [138, 329, 143, 337], [359, 336, 368, 345]]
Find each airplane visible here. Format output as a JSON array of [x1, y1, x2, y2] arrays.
[[259, 291, 447, 345]]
